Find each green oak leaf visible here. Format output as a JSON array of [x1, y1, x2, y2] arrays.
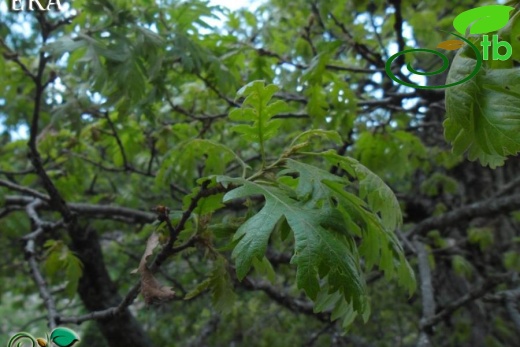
[[278, 159, 345, 208], [229, 81, 287, 143], [218, 176, 368, 314], [445, 51, 520, 168], [321, 151, 403, 231]]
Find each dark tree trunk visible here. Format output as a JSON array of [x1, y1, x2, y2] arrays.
[[69, 225, 154, 347]]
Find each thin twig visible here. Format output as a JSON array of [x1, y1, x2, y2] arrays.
[[414, 238, 434, 347]]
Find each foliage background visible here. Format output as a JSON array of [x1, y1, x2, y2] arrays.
[[1, 0, 520, 346]]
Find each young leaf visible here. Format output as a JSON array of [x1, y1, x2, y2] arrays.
[[156, 139, 247, 186], [278, 159, 346, 208], [209, 256, 237, 313], [43, 241, 84, 299], [252, 256, 276, 284], [184, 279, 212, 300], [289, 129, 342, 148], [64, 252, 84, 298], [229, 81, 289, 163], [324, 180, 415, 294], [452, 255, 474, 278], [322, 151, 403, 230]]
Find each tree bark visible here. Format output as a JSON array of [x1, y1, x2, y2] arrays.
[[69, 224, 154, 347]]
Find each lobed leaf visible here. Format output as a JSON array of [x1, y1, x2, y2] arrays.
[[218, 176, 368, 313], [445, 52, 520, 168]]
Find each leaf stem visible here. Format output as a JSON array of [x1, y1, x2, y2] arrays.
[[258, 100, 266, 168]]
